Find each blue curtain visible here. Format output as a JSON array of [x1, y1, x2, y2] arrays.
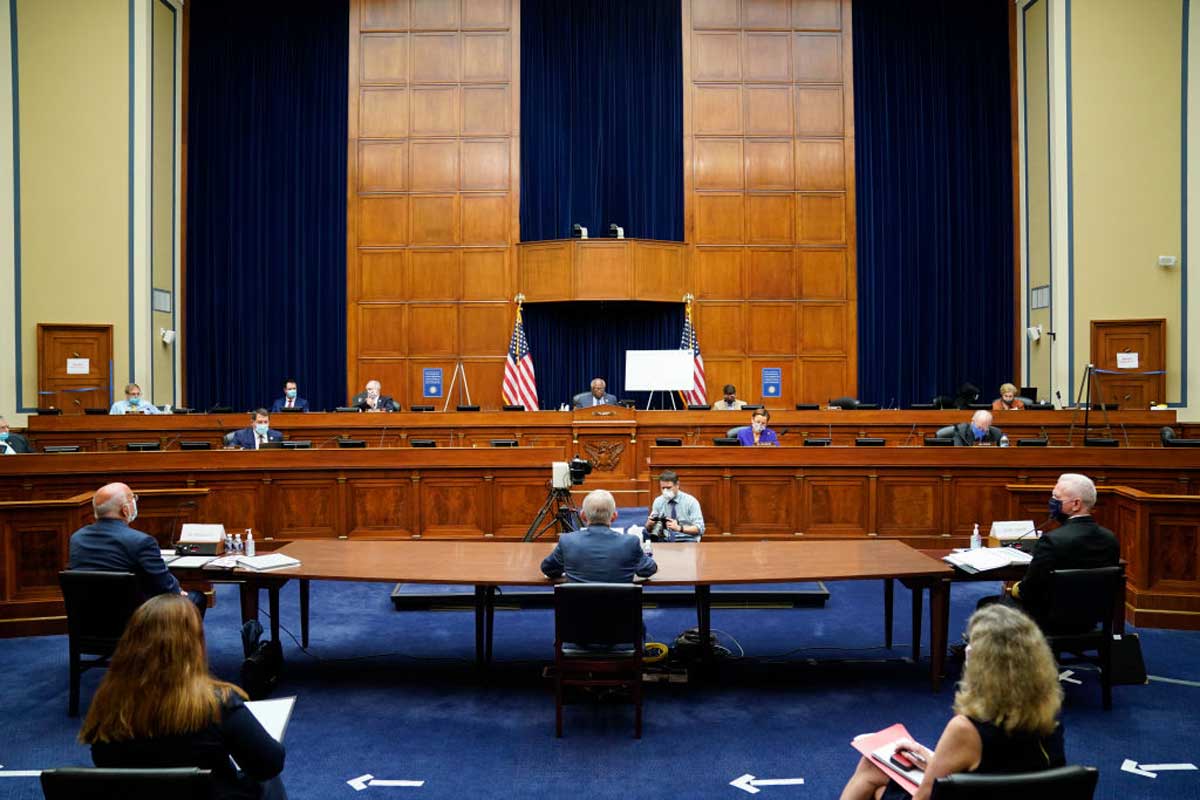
[[523, 302, 684, 409], [185, 0, 347, 412], [520, 0, 683, 242], [853, 0, 1014, 406]]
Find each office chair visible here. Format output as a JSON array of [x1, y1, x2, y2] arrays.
[[930, 765, 1098, 799], [1161, 426, 1200, 447], [1041, 566, 1125, 710], [40, 767, 214, 800], [554, 583, 644, 738], [934, 425, 956, 439], [222, 431, 237, 447], [58, 571, 142, 716], [727, 426, 750, 439]]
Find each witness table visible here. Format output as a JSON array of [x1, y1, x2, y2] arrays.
[[218, 539, 956, 690]]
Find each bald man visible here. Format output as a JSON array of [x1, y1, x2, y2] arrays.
[[69, 482, 205, 616], [949, 409, 1004, 446]]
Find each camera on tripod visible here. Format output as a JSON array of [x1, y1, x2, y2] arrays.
[[551, 456, 592, 489]]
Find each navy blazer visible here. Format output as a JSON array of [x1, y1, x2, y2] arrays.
[[541, 525, 657, 583], [1, 432, 31, 453], [269, 396, 309, 412], [950, 422, 1004, 446], [230, 427, 284, 449], [351, 392, 399, 412], [572, 392, 618, 409], [1017, 515, 1119, 624], [69, 517, 181, 599]]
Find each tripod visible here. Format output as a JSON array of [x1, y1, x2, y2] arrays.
[[523, 484, 580, 541], [1067, 363, 1119, 445]]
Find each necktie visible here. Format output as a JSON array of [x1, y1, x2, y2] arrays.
[[258, 434, 266, 449], [286, 399, 292, 408], [668, 499, 678, 520]]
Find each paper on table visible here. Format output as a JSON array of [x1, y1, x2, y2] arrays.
[[235, 553, 301, 571], [244, 696, 295, 742], [943, 547, 1026, 573], [169, 555, 215, 569], [850, 723, 923, 796]]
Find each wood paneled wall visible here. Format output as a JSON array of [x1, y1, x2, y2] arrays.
[[347, 0, 857, 409], [348, 0, 519, 409], [685, 0, 856, 406]]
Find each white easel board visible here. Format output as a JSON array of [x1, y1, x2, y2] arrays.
[[624, 350, 693, 391]]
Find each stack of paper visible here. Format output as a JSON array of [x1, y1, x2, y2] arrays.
[[943, 547, 1032, 573], [236, 553, 301, 571]]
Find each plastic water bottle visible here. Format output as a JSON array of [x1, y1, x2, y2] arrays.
[[970, 523, 982, 550], [224, 532, 234, 553], [245, 531, 256, 557], [233, 533, 243, 554], [999, 434, 1009, 447], [641, 536, 653, 556]]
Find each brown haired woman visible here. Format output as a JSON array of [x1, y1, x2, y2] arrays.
[[79, 593, 286, 800], [839, 604, 1065, 800]]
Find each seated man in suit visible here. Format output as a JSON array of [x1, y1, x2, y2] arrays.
[[270, 379, 309, 412], [572, 378, 618, 409], [950, 409, 1003, 446], [541, 489, 657, 583], [352, 379, 399, 412], [1004, 473, 1120, 627], [710, 384, 747, 411], [644, 469, 705, 542], [230, 409, 284, 450], [737, 409, 779, 446], [69, 482, 205, 616], [109, 383, 163, 415], [0, 417, 31, 454]]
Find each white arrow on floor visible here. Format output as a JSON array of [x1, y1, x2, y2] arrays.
[[730, 773, 805, 794], [347, 773, 425, 791], [1121, 759, 1198, 779], [1058, 669, 1082, 685]]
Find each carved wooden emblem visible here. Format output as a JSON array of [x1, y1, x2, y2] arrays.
[[583, 439, 626, 471]]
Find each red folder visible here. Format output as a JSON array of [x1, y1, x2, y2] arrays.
[[850, 723, 923, 796]]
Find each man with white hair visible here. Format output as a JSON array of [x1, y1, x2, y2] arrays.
[[352, 379, 399, 412], [69, 482, 206, 616], [949, 409, 1004, 446], [541, 489, 657, 583], [1006, 473, 1119, 624]]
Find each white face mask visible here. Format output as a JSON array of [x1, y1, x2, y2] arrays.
[[661, 487, 677, 499], [124, 498, 138, 524], [752, 421, 765, 433]]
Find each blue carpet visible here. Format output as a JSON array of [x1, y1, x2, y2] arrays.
[[2, 570, 1199, 798]]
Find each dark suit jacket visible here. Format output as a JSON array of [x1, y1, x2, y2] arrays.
[[950, 422, 1004, 446], [572, 392, 618, 409], [69, 517, 181, 599], [541, 526, 658, 583], [1016, 515, 1119, 623], [351, 392, 399, 412], [269, 396, 309, 412], [230, 427, 284, 449], [2, 433, 31, 453]]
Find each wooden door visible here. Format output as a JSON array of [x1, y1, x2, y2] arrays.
[[36, 324, 113, 414], [1089, 319, 1165, 409]]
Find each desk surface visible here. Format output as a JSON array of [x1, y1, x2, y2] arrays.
[[263, 538, 954, 586]]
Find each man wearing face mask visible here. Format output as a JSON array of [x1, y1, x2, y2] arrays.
[[995, 473, 1118, 626], [270, 379, 309, 412], [0, 417, 32, 454], [644, 470, 705, 542], [109, 383, 164, 415], [352, 379, 399, 412], [949, 409, 1004, 446], [69, 482, 205, 616], [230, 409, 284, 450], [737, 409, 779, 446]]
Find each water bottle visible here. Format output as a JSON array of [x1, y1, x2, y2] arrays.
[[999, 434, 1009, 447], [234, 533, 243, 554], [641, 536, 653, 556], [970, 523, 982, 550], [224, 532, 234, 553], [245, 531, 256, 557]]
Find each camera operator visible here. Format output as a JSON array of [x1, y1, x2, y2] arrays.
[[644, 470, 705, 542]]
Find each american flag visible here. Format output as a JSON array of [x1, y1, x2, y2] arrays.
[[679, 305, 707, 406], [502, 306, 539, 410]]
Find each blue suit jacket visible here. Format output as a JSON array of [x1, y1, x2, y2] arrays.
[[69, 518, 181, 599], [737, 426, 779, 446], [269, 396, 309, 412], [572, 392, 619, 409], [541, 526, 658, 583], [230, 427, 284, 449]]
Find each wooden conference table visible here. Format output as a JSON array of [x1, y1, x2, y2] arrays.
[[214, 538, 956, 690]]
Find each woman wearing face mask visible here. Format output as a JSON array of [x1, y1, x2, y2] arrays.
[[736, 409, 779, 446], [840, 604, 1066, 800], [991, 383, 1025, 411]]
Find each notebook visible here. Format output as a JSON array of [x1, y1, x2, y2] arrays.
[[236, 553, 301, 571]]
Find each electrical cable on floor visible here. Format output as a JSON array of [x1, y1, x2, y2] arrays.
[[257, 609, 472, 666]]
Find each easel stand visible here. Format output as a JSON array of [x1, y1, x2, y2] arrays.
[[645, 391, 678, 411], [441, 362, 472, 412], [1067, 363, 1115, 445]]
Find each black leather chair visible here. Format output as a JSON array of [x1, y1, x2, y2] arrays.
[[40, 767, 214, 800], [930, 765, 1098, 799], [554, 583, 644, 738], [58, 570, 142, 716], [1041, 566, 1125, 710]]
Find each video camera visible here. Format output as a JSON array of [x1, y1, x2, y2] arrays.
[[551, 456, 593, 489]]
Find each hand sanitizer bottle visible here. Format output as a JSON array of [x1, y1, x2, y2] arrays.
[[245, 531, 256, 557], [970, 523, 982, 550], [999, 434, 1009, 447]]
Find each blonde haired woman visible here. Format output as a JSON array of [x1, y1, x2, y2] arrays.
[[840, 604, 1065, 800], [79, 594, 286, 800], [992, 383, 1025, 411]]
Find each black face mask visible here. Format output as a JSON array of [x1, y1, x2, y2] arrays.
[[1048, 496, 1069, 523]]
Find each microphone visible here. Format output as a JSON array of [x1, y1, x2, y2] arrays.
[[1039, 425, 1049, 442], [378, 425, 388, 448], [887, 397, 896, 410], [315, 434, 348, 449], [1120, 423, 1130, 448], [1008, 515, 1054, 553], [902, 423, 917, 447], [167, 499, 198, 547]]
